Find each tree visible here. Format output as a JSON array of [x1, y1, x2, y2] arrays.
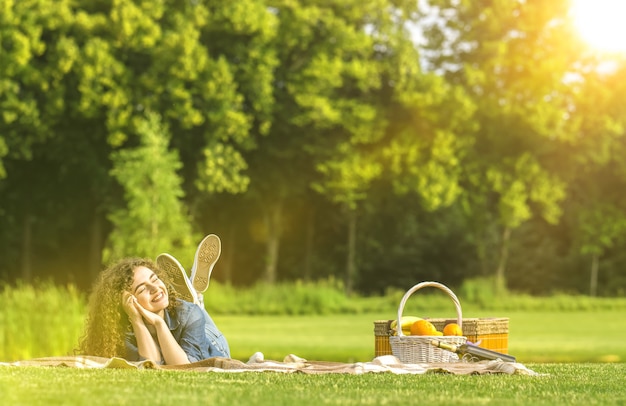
[[418, 0, 579, 292], [0, 0, 260, 285], [313, 150, 382, 294], [0, 0, 92, 282], [233, 0, 478, 290], [564, 53, 626, 296], [231, 0, 414, 284], [105, 112, 195, 261], [0, 0, 77, 176]]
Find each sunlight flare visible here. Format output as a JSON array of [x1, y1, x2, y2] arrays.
[[571, 0, 626, 53]]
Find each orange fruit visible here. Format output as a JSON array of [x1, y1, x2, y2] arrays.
[[410, 320, 438, 336], [443, 323, 463, 336]]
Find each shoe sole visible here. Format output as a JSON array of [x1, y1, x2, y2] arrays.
[[191, 234, 221, 293], [156, 253, 197, 304]]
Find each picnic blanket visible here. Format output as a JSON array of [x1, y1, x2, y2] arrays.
[[0, 353, 538, 375]]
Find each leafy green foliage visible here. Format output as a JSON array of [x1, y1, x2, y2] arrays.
[[417, 0, 587, 287], [1, 0, 626, 297], [0, 282, 85, 361], [105, 112, 195, 261], [204, 278, 361, 315], [0, 0, 75, 163]]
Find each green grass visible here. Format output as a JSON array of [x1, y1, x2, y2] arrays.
[[506, 310, 624, 363], [1, 363, 625, 405], [0, 282, 86, 361], [214, 311, 626, 363], [2, 281, 626, 363], [2, 283, 626, 405]]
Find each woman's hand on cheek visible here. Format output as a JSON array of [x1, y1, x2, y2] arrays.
[[121, 291, 142, 323], [133, 299, 163, 326]]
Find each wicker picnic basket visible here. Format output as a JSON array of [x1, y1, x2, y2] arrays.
[[388, 281, 467, 363], [375, 318, 510, 357], [428, 317, 510, 354]]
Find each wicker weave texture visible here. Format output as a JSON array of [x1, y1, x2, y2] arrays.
[[389, 281, 467, 363], [374, 317, 510, 356], [389, 335, 466, 363], [429, 317, 509, 354]]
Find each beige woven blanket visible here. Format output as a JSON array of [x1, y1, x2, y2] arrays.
[[0, 353, 538, 375]]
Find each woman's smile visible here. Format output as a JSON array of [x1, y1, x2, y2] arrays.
[[152, 291, 167, 303]]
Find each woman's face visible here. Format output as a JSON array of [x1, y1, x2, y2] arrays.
[[130, 266, 169, 314]]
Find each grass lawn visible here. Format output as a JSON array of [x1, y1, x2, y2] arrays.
[[1, 363, 625, 405], [215, 310, 626, 363], [2, 310, 625, 405]]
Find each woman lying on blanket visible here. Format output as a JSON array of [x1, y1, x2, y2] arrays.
[[78, 234, 230, 365]]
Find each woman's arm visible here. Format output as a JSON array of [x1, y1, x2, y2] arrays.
[[121, 292, 162, 362], [122, 292, 184, 364], [130, 318, 163, 363], [130, 296, 190, 365], [151, 318, 191, 365]]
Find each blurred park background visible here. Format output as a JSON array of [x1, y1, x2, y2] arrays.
[[1, 0, 626, 299]]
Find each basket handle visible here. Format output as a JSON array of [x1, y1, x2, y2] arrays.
[[396, 281, 463, 337]]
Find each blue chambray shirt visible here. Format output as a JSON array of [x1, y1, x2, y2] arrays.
[[125, 299, 230, 364]]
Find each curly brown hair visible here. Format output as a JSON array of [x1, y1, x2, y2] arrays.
[[77, 257, 181, 358]]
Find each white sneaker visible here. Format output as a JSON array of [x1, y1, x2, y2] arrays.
[[247, 352, 265, 364], [190, 234, 221, 293], [156, 253, 198, 304]]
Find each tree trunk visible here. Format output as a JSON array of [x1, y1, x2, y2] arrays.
[[590, 253, 599, 297], [88, 209, 103, 284], [476, 237, 489, 276], [223, 226, 236, 284], [303, 207, 315, 282], [263, 199, 283, 284], [494, 226, 511, 295], [21, 213, 33, 282], [345, 209, 357, 296]]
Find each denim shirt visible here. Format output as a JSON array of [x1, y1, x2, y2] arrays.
[[125, 299, 230, 364]]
